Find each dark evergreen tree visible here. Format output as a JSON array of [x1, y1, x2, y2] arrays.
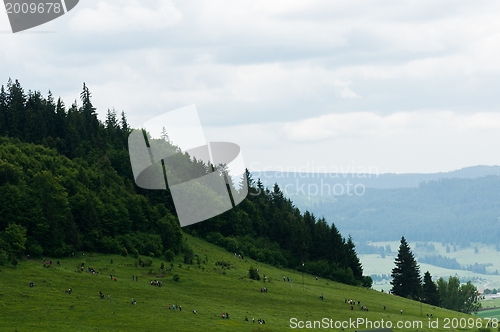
[[391, 236, 421, 299], [0, 85, 7, 135], [344, 235, 363, 280], [422, 271, 440, 306]]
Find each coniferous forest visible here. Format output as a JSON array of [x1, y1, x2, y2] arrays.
[[0, 79, 366, 286]]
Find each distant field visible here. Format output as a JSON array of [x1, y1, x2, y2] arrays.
[[0, 234, 477, 331], [361, 241, 500, 291], [475, 308, 500, 320], [481, 296, 500, 309]]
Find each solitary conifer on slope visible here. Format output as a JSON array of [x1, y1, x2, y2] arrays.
[[391, 236, 421, 299]]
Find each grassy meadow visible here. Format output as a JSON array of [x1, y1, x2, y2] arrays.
[[0, 234, 492, 331]]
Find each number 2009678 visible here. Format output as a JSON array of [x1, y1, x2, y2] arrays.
[[5, 2, 62, 14]]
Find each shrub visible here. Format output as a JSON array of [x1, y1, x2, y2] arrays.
[[362, 276, 373, 288], [164, 249, 174, 262], [27, 241, 43, 257], [137, 257, 153, 267], [11, 256, 18, 267], [0, 250, 8, 266], [183, 245, 194, 264], [173, 274, 180, 282], [223, 237, 240, 253], [248, 266, 260, 280]]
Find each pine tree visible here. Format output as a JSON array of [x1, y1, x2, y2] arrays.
[[422, 271, 440, 306], [344, 235, 363, 280], [79, 83, 99, 141], [120, 111, 129, 132], [0, 85, 7, 135], [391, 236, 421, 299]]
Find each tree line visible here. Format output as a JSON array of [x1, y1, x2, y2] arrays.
[[0, 79, 367, 286], [391, 236, 481, 314]]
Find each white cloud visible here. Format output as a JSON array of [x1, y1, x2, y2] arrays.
[[2, 0, 500, 173], [69, 0, 182, 33], [282, 111, 500, 142]]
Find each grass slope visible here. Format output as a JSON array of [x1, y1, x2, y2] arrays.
[[0, 234, 488, 331]]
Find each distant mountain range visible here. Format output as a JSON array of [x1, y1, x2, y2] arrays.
[[252, 166, 500, 244], [254, 165, 500, 191]]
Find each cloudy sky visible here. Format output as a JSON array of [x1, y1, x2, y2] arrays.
[[2, 0, 500, 174]]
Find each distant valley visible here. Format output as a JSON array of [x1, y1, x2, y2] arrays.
[[253, 165, 500, 244]]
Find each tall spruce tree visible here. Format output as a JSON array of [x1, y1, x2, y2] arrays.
[[422, 271, 440, 306], [391, 236, 421, 299]]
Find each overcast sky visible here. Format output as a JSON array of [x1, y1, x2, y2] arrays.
[[2, 0, 500, 174]]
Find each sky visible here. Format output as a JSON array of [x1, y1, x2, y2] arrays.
[[1, 0, 500, 174]]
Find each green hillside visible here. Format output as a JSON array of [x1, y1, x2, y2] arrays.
[[0, 234, 488, 332], [0, 80, 366, 287]]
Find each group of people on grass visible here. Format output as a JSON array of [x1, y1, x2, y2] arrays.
[[168, 303, 181, 311], [87, 267, 97, 274], [244, 317, 266, 324], [150, 279, 163, 287], [233, 253, 244, 260], [345, 298, 368, 311]]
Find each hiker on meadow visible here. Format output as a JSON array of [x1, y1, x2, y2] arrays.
[[226, 312, 229, 319], [179, 306, 182, 311]]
